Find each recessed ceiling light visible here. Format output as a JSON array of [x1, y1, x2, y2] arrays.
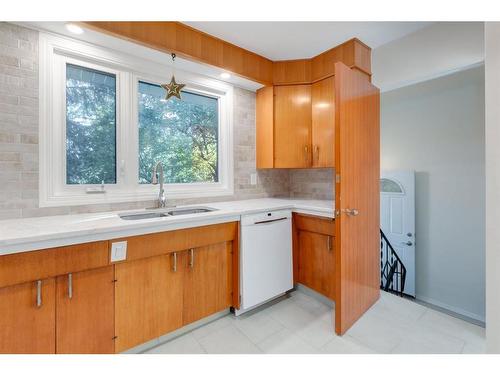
[[65, 23, 84, 35], [220, 72, 231, 79]]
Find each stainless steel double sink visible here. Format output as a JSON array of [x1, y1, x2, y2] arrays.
[[119, 207, 216, 220]]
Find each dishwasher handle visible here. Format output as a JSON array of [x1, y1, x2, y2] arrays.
[[253, 217, 289, 225]]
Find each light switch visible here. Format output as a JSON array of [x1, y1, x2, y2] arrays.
[[250, 173, 257, 185], [110, 241, 127, 262]]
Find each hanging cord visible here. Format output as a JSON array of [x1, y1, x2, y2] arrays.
[[171, 53, 176, 77]]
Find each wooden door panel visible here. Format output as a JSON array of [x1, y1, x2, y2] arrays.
[[183, 242, 232, 325], [298, 231, 335, 300], [334, 62, 380, 335], [274, 85, 312, 168], [114, 254, 183, 352], [156, 253, 185, 337], [56, 266, 114, 354], [0, 278, 56, 354], [312, 76, 335, 168]]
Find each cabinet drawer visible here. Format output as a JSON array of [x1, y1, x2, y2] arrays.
[[293, 213, 335, 236], [0, 241, 109, 289], [112, 222, 238, 262]]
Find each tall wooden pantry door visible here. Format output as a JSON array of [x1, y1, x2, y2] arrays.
[[334, 62, 380, 335]]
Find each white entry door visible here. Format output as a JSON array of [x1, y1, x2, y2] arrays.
[[380, 171, 416, 297]]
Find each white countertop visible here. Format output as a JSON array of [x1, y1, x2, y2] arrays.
[[0, 198, 334, 256]]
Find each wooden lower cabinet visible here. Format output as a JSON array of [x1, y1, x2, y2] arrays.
[[0, 278, 56, 354], [56, 266, 115, 354], [114, 254, 184, 353], [183, 242, 233, 325], [297, 230, 335, 300], [114, 241, 233, 352]]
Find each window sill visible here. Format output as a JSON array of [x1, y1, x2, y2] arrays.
[[39, 186, 235, 208]]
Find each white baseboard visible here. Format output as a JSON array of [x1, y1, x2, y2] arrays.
[[122, 309, 230, 354], [415, 294, 485, 324]]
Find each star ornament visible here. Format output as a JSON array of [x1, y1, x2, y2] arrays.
[[161, 75, 185, 100]]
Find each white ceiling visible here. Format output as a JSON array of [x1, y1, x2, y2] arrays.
[[183, 22, 433, 60]]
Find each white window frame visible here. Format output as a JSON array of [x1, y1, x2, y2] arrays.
[[39, 33, 233, 207]]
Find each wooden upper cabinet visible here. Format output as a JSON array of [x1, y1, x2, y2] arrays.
[[312, 77, 335, 168], [183, 242, 233, 325], [56, 266, 115, 354], [256, 86, 275, 169], [0, 278, 56, 354], [256, 80, 336, 170], [256, 84, 313, 169], [274, 85, 312, 168], [114, 254, 184, 353]]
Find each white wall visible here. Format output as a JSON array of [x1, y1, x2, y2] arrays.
[[373, 22, 484, 93], [381, 66, 485, 321], [485, 22, 500, 353]]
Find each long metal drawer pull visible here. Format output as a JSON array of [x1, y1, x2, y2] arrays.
[[253, 217, 288, 225], [68, 273, 73, 299], [327, 236, 332, 251], [189, 249, 194, 269], [36, 280, 42, 307], [172, 252, 177, 272]]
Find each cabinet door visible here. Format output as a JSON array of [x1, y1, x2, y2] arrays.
[[183, 242, 232, 325], [114, 253, 183, 353], [312, 77, 335, 168], [56, 266, 114, 354], [274, 85, 312, 168], [298, 231, 335, 300], [0, 278, 56, 353]]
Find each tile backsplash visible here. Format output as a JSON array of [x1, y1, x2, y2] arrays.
[[0, 22, 332, 219], [289, 168, 334, 200]]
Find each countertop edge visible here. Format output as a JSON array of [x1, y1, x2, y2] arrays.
[[0, 199, 334, 256]]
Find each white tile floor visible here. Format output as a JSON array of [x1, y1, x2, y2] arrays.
[[143, 290, 486, 354]]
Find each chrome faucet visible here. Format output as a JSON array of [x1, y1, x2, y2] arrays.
[[152, 161, 167, 208]]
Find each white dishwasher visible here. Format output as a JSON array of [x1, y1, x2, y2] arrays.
[[236, 209, 293, 316]]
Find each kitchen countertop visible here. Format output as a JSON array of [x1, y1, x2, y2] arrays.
[[0, 198, 334, 256]]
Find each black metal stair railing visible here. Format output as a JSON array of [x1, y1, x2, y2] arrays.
[[380, 229, 407, 296]]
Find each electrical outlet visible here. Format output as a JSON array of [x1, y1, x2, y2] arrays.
[[110, 241, 127, 262], [250, 173, 257, 185]]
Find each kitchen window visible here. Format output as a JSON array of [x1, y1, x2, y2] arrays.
[[66, 64, 117, 185], [39, 33, 233, 207], [137, 82, 219, 184]]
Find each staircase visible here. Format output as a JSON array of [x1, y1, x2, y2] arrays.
[[380, 229, 407, 296]]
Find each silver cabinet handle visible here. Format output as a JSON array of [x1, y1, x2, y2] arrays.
[[327, 236, 332, 251], [36, 280, 42, 308], [172, 252, 177, 272], [68, 273, 73, 299], [314, 145, 320, 162], [342, 208, 359, 216], [401, 241, 413, 246], [189, 249, 194, 269]]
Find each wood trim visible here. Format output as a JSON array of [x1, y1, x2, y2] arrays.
[[293, 213, 335, 237], [81, 21, 274, 85], [80, 23, 371, 86], [273, 59, 312, 85], [0, 241, 109, 289], [111, 222, 238, 262], [292, 213, 299, 284], [231, 222, 240, 308], [256, 86, 274, 168]]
